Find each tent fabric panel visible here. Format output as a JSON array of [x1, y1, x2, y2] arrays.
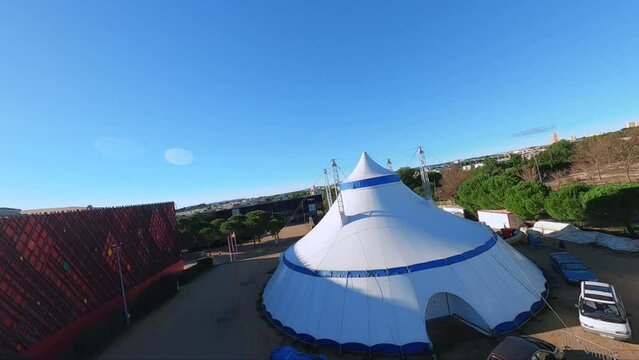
[[460, 253, 532, 325], [283, 271, 320, 333], [340, 277, 371, 345], [424, 292, 451, 320], [386, 274, 428, 345], [366, 276, 404, 347], [313, 277, 348, 341], [300, 276, 331, 337], [446, 293, 490, 332]]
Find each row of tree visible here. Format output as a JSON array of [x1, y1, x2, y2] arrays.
[[454, 170, 639, 235], [177, 210, 286, 251]]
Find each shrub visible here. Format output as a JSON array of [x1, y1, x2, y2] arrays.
[[504, 182, 550, 220], [582, 184, 639, 235], [544, 183, 591, 222]]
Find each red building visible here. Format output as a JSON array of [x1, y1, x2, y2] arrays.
[[0, 202, 182, 358]]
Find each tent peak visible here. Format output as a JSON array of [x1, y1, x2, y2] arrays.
[[343, 151, 395, 183]]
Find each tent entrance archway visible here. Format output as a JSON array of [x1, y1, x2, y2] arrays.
[[424, 292, 490, 347]]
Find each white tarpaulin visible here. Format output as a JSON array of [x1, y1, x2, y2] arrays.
[[262, 152, 548, 354], [531, 220, 639, 252]]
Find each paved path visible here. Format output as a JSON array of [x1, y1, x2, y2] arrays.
[[96, 232, 304, 359]]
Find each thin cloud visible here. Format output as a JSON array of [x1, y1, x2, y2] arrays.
[[512, 125, 556, 137], [164, 148, 194, 166]]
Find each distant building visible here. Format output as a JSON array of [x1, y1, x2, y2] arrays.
[[213, 194, 324, 224], [550, 132, 560, 143], [627, 121, 638, 128], [570, 135, 577, 141], [0, 207, 21, 217]]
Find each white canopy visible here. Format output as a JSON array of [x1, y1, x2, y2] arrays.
[[263, 152, 547, 354]]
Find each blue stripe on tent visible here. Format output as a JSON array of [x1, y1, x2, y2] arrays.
[[263, 282, 547, 354], [402, 342, 432, 353], [339, 174, 401, 191], [316, 339, 339, 347], [370, 343, 399, 353], [492, 281, 550, 335], [342, 343, 369, 352], [264, 302, 432, 355], [282, 235, 498, 278]]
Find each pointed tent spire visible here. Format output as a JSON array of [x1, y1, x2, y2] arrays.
[[344, 152, 395, 183]]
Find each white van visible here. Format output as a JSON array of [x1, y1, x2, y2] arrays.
[[578, 281, 632, 341]]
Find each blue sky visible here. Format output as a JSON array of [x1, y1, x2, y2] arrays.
[[1, 0, 637, 209]]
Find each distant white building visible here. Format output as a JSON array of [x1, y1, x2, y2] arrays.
[[627, 121, 638, 128]]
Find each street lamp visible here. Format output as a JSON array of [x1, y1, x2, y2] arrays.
[[112, 242, 130, 326]]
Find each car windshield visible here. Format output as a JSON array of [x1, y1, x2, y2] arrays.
[[580, 298, 626, 323]]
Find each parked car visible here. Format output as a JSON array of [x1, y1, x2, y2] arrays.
[[487, 335, 564, 360], [578, 281, 632, 341]]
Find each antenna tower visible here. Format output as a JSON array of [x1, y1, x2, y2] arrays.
[[323, 169, 333, 208], [417, 146, 433, 201], [331, 159, 346, 224]]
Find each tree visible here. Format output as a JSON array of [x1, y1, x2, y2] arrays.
[[439, 164, 473, 200], [478, 174, 521, 209], [582, 184, 639, 235], [397, 167, 422, 192], [481, 157, 502, 176], [544, 183, 591, 222], [537, 140, 574, 175], [505, 155, 525, 171], [610, 129, 639, 182], [197, 227, 217, 253], [517, 164, 542, 183], [455, 173, 490, 213], [179, 229, 196, 250], [220, 214, 249, 243], [396, 167, 440, 199], [572, 135, 613, 181], [246, 210, 271, 244], [503, 182, 550, 220], [268, 214, 286, 240]]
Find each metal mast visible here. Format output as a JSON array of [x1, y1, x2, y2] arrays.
[[323, 169, 333, 208], [387, 159, 393, 171], [417, 146, 433, 201], [331, 159, 346, 224]]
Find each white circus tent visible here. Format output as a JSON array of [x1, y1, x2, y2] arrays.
[[262, 152, 548, 354]]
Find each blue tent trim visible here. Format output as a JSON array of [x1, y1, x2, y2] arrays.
[[264, 307, 431, 354], [492, 281, 550, 335], [282, 235, 498, 278], [262, 282, 548, 355], [339, 174, 401, 191]]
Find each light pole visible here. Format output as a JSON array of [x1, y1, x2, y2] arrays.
[[113, 242, 130, 326]]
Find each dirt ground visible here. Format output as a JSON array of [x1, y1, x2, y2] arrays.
[[514, 237, 639, 359], [96, 224, 639, 360]]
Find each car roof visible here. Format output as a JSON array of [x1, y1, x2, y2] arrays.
[[490, 336, 553, 358], [581, 281, 616, 304]]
